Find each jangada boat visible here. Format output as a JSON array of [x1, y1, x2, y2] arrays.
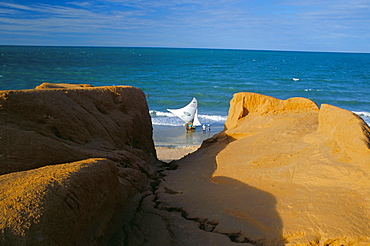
[[167, 97, 201, 131]]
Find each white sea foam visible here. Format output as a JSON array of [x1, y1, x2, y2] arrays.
[[199, 114, 227, 122], [150, 110, 174, 117], [151, 110, 370, 126], [150, 110, 227, 126], [354, 111, 370, 118], [353, 111, 370, 126], [150, 110, 183, 126], [304, 89, 323, 92]]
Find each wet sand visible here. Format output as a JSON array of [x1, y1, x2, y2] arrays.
[[152, 124, 223, 147], [153, 124, 223, 162], [155, 145, 200, 162]]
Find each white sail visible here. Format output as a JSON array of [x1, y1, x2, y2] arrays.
[[167, 97, 200, 125], [193, 109, 201, 126]]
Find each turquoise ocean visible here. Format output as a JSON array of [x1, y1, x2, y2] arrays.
[[1, 46, 369, 147]]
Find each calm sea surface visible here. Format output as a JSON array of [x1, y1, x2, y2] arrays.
[[1, 46, 369, 146]]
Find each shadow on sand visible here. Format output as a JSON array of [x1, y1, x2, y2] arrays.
[[159, 133, 285, 246]]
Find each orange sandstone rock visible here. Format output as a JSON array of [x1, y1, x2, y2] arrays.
[[35, 82, 94, 89], [2, 87, 370, 245], [225, 92, 319, 131], [0, 84, 157, 245], [157, 92, 370, 245], [0, 158, 123, 245], [0, 84, 156, 174]]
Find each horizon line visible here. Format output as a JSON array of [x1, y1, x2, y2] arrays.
[[0, 44, 369, 55]]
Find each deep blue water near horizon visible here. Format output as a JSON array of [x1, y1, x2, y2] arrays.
[[1, 46, 369, 146]]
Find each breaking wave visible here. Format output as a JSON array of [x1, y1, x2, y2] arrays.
[[353, 111, 370, 126], [150, 110, 227, 126]]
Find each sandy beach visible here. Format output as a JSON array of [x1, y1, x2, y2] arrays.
[[153, 125, 222, 162], [155, 145, 201, 162]]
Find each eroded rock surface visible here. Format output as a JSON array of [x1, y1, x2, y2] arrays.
[[0, 158, 122, 245], [0, 84, 157, 245], [153, 92, 370, 246], [2, 88, 370, 246], [0, 84, 156, 175]]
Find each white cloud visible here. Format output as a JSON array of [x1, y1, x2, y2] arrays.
[[0, 2, 33, 11], [0, 1, 157, 34], [0, 0, 369, 51], [66, 1, 93, 7]]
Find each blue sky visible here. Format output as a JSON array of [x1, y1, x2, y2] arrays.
[[0, 0, 370, 52]]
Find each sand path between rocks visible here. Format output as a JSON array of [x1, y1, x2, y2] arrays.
[[155, 145, 200, 163]]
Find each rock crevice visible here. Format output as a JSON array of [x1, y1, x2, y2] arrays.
[[2, 88, 370, 246]]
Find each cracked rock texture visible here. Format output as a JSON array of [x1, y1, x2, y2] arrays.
[[2, 87, 370, 246]]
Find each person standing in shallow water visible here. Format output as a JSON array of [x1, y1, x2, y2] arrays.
[[202, 124, 206, 132], [207, 124, 211, 131]]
